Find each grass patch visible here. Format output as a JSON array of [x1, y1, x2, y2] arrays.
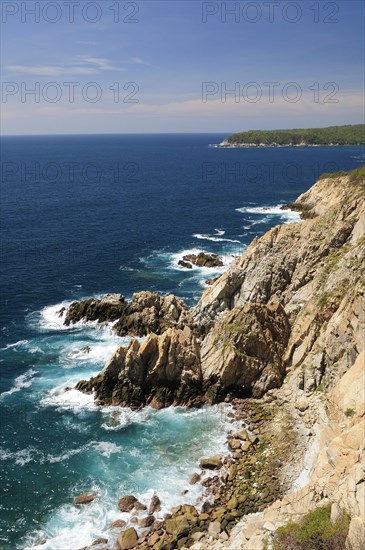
[[273, 504, 350, 550]]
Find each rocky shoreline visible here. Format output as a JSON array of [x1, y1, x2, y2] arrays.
[[58, 167, 364, 549]]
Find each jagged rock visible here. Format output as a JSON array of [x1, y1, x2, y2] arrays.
[[64, 294, 126, 325], [74, 492, 96, 505], [113, 291, 189, 337], [76, 326, 202, 408], [74, 170, 365, 419], [91, 539, 108, 546], [64, 291, 189, 338]]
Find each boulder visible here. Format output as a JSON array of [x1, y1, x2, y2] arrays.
[[117, 527, 138, 550], [200, 456, 222, 469], [118, 495, 138, 512], [108, 519, 127, 530], [178, 260, 193, 269], [189, 473, 201, 485], [138, 515, 155, 527], [148, 494, 161, 515], [74, 492, 96, 505]]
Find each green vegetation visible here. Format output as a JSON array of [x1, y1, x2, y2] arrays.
[[273, 504, 350, 550], [345, 407, 356, 417], [224, 124, 365, 146], [319, 165, 365, 183]]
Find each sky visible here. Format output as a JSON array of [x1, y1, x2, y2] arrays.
[[0, 0, 364, 135]]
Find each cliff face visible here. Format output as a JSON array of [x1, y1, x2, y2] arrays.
[[192, 171, 365, 394], [73, 170, 364, 408]]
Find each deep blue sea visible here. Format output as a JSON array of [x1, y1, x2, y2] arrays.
[[0, 134, 364, 549]]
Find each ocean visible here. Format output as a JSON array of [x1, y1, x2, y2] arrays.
[[0, 134, 364, 549]]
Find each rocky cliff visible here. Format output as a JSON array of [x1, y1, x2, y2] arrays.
[[68, 167, 364, 550], [73, 168, 364, 409]]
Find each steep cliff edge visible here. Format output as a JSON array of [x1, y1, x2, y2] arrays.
[[73, 168, 364, 408]]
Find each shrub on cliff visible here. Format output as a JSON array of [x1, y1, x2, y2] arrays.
[[273, 504, 350, 549]]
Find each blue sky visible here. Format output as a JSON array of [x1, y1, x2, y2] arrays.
[[1, 0, 364, 134]]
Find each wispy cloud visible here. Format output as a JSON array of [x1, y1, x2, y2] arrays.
[[5, 65, 98, 76], [73, 55, 127, 72], [5, 56, 127, 76]]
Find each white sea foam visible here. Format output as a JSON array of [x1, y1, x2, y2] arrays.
[[236, 204, 301, 223], [37, 301, 118, 333], [100, 405, 154, 431], [23, 403, 242, 550], [38, 302, 73, 331], [0, 368, 38, 400], [63, 341, 120, 367], [0, 445, 43, 466], [46, 441, 120, 463], [193, 233, 241, 244], [0, 339, 29, 351], [40, 385, 98, 413]]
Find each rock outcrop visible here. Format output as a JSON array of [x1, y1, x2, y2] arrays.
[[76, 325, 202, 408], [178, 252, 224, 269], [64, 291, 189, 337], [64, 293, 126, 325]]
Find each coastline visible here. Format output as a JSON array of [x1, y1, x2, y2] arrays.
[[20, 166, 365, 549], [67, 167, 364, 550]]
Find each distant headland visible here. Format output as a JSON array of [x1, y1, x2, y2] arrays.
[[217, 124, 365, 148]]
